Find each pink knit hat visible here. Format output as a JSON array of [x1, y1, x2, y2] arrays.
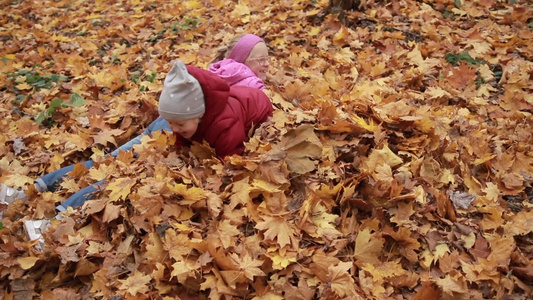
[[227, 34, 264, 63]]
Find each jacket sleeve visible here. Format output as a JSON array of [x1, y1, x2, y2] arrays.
[[238, 77, 265, 90], [209, 116, 247, 158], [245, 88, 273, 127]]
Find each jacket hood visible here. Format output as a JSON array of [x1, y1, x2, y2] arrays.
[[186, 65, 230, 137], [208, 59, 265, 90]]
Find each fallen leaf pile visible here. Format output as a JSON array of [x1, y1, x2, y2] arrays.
[[0, 0, 532, 299]]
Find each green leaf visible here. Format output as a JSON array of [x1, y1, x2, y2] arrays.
[[35, 111, 49, 124], [15, 94, 26, 104], [62, 93, 86, 107], [42, 74, 68, 83], [445, 52, 485, 66], [146, 71, 157, 83], [49, 98, 64, 113]]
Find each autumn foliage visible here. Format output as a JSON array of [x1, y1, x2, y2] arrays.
[[1, 0, 532, 299]]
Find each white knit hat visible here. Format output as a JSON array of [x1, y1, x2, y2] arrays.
[[158, 60, 205, 120]]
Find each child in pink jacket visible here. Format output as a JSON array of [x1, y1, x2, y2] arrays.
[[209, 34, 269, 90]]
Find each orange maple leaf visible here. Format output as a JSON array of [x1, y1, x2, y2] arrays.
[[91, 128, 124, 147], [446, 62, 477, 90]]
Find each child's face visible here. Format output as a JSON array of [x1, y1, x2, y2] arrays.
[[167, 116, 202, 139], [244, 42, 269, 80]]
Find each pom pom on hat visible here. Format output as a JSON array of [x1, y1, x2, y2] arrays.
[[158, 60, 205, 121]]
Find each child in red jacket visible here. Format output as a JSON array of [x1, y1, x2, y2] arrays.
[[159, 60, 273, 157]]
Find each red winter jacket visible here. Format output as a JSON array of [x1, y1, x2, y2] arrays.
[[173, 65, 273, 157]]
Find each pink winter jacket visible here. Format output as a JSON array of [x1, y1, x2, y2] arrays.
[[208, 59, 265, 90]]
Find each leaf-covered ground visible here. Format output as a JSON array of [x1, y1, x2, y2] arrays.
[[1, 0, 532, 299]]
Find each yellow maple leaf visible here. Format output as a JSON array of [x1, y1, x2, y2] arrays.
[[47, 152, 65, 173], [91, 128, 124, 147], [425, 86, 452, 99], [333, 47, 355, 64], [333, 26, 348, 46], [171, 259, 197, 283], [433, 243, 450, 263], [354, 229, 384, 265], [486, 234, 515, 266], [106, 177, 136, 202], [88, 164, 112, 181], [329, 261, 357, 297], [351, 113, 377, 131], [230, 252, 265, 280], [117, 270, 151, 296], [165, 182, 205, 205], [407, 45, 425, 67], [479, 206, 504, 231], [255, 216, 294, 248], [503, 210, 533, 236], [216, 219, 241, 249], [269, 250, 297, 270], [16, 82, 32, 90], [164, 229, 192, 261], [436, 272, 467, 295], [229, 177, 252, 209], [361, 144, 403, 173], [1, 173, 34, 188], [310, 207, 342, 240], [184, 0, 202, 8], [308, 26, 321, 36], [232, 4, 250, 16]]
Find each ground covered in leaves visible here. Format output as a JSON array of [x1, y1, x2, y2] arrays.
[[0, 0, 532, 299]]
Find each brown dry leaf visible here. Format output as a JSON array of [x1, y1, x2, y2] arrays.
[[329, 261, 358, 297], [280, 124, 322, 174], [17, 257, 40, 270], [436, 272, 468, 295], [384, 227, 421, 263], [1, 0, 531, 298], [91, 128, 124, 147], [413, 281, 442, 300], [353, 229, 384, 266], [446, 63, 478, 90]]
